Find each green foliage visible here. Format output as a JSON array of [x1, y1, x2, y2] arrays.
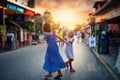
[[28, 26, 34, 32], [0, 25, 6, 33], [10, 26, 19, 33], [44, 10, 51, 15], [0, 25, 6, 41], [53, 22, 60, 30], [43, 10, 59, 30], [74, 24, 82, 32], [34, 16, 42, 33]]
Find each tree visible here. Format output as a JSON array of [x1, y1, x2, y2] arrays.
[[43, 10, 59, 30], [74, 24, 82, 32], [34, 16, 42, 33]]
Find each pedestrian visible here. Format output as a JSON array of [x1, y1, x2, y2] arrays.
[[81, 32, 85, 43], [58, 28, 64, 46], [43, 23, 66, 79], [5, 30, 14, 51], [76, 30, 81, 43], [62, 27, 67, 38], [64, 30, 75, 72]]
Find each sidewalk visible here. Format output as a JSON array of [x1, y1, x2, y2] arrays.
[[84, 33, 120, 79], [0, 44, 32, 54], [91, 47, 120, 80]]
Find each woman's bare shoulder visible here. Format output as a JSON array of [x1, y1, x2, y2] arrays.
[[44, 32, 53, 35]]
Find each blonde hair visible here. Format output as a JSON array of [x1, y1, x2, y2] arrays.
[[68, 30, 74, 38]]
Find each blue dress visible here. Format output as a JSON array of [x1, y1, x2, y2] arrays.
[[43, 33, 66, 72]]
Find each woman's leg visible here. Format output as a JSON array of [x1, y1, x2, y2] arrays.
[[45, 72, 52, 77], [54, 70, 63, 79]]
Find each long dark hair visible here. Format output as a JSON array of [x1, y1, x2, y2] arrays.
[[43, 23, 52, 32]]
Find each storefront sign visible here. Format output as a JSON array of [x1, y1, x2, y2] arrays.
[[6, 3, 24, 13]]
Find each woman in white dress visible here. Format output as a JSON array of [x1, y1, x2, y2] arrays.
[[64, 30, 75, 72], [76, 30, 81, 43]]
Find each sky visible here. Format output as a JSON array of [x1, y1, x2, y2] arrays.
[[19, 0, 95, 29]]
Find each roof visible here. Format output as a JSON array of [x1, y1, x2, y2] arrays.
[[7, 0, 35, 12], [93, 0, 106, 8], [94, 0, 120, 15]]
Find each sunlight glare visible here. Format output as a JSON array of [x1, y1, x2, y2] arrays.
[[53, 10, 81, 30]]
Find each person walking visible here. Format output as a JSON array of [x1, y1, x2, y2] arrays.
[[43, 23, 66, 79], [76, 30, 81, 43], [64, 30, 75, 72], [58, 28, 64, 46], [81, 32, 85, 43]]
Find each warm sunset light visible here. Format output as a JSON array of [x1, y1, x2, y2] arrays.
[[34, 0, 95, 30], [1, 0, 118, 80], [53, 10, 81, 30], [19, 0, 95, 30]]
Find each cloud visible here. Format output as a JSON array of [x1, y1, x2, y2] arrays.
[[19, 0, 95, 28], [35, 0, 95, 11]]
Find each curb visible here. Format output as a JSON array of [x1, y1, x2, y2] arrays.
[[91, 48, 120, 80], [0, 45, 33, 55]]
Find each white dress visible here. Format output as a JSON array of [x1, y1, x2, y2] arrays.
[[76, 31, 81, 37], [65, 36, 75, 59]]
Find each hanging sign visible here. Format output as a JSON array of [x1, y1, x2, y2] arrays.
[[89, 36, 96, 48], [6, 3, 25, 13]]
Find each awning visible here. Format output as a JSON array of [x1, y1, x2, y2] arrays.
[[106, 12, 120, 24]]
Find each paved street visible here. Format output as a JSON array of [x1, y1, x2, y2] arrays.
[[0, 38, 114, 80]]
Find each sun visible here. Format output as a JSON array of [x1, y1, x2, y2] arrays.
[[53, 10, 81, 30]]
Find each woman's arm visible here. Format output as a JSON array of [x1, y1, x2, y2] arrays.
[[69, 39, 74, 44], [55, 34, 66, 43]]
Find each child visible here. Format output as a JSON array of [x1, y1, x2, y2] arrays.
[[64, 30, 75, 72], [43, 23, 66, 79]]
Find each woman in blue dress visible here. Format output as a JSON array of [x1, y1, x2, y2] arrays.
[[43, 23, 66, 79]]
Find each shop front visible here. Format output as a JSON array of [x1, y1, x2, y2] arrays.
[[0, 0, 35, 51], [93, 0, 120, 56]]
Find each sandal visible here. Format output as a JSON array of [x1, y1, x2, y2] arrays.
[[54, 74, 62, 79], [70, 69, 75, 72], [45, 73, 52, 77]]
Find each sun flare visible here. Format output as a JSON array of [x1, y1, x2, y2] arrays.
[[52, 9, 83, 30], [36, 7, 89, 30]]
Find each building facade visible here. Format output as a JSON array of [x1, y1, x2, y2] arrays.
[[0, 0, 35, 51], [93, 0, 120, 56]]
